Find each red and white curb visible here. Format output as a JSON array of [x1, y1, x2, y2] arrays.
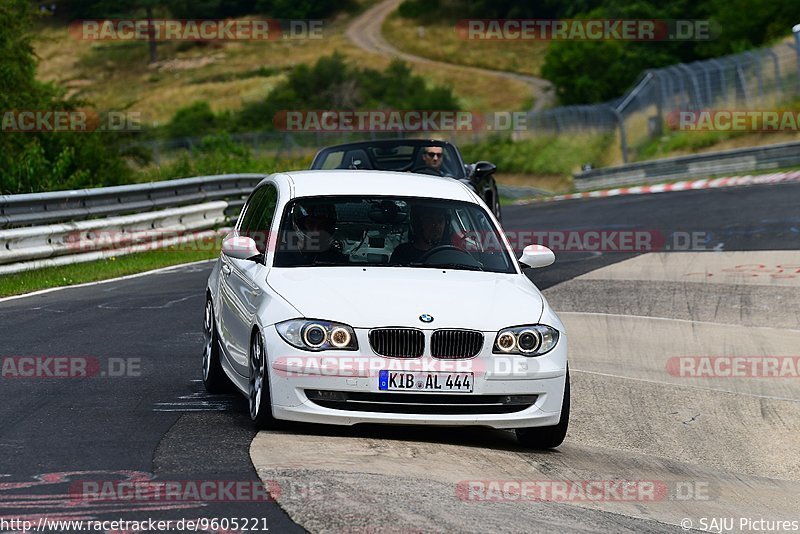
[[516, 169, 800, 204]]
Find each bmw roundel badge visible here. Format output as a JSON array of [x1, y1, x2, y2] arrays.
[[419, 314, 434, 323]]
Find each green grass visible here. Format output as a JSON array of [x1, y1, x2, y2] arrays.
[[34, 0, 529, 125], [636, 130, 743, 160], [0, 247, 219, 298], [461, 133, 615, 175], [382, 14, 548, 78], [635, 96, 800, 161]]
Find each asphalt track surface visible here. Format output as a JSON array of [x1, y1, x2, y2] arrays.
[[1, 182, 799, 533]]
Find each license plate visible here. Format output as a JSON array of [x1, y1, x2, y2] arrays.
[[378, 370, 474, 393]]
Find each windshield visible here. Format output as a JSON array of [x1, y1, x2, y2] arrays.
[[313, 143, 464, 179], [273, 196, 515, 273]]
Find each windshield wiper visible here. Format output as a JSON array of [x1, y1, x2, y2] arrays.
[[418, 262, 484, 271]]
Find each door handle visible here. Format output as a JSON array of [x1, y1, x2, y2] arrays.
[[221, 264, 231, 276]]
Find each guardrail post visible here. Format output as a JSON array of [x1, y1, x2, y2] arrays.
[[611, 107, 629, 164], [745, 51, 764, 102], [708, 59, 727, 105], [701, 63, 713, 107], [735, 61, 750, 107], [794, 25, 800, 90], [763, 49, 782, 97], [677, 64, 703, 109]]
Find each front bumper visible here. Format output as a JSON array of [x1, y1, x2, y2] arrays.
[[264, 326, 568, 429]]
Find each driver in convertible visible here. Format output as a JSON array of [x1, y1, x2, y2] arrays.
[[416, 146, 446, 176], [390, 205, 449, 264], [281, 202, 347, 265]]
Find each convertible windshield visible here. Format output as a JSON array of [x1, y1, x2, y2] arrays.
[[313, 142, 464, 179], [273, 196, 516, 273]]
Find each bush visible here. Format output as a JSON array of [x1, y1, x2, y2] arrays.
[[460, 134, 615, 175], [0, 0, 131, 194], [234, 53, 460, 131], [398, 0, 439, 18], [256, 0, 349, 18], [166, 101, 218, 139], [136, 134, 310, 182]]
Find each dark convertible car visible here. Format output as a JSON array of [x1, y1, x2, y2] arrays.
[[309, 139, 501, 221]]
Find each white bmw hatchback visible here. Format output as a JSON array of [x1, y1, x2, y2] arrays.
[[203, 170, 569, 448]]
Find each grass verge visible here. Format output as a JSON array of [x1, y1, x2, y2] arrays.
[[382, 14, 548, 78], [34, 0, 529, 124], [460, 133, 614, 188], [0, 247, 218, 298]]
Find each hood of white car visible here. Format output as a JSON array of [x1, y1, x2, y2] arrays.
[[267, 267, 544, 331]]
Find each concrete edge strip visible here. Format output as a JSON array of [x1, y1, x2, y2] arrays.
[[571, 368, 800, 404], [559, 310, 800, 334], [515, 169, 800, 205]]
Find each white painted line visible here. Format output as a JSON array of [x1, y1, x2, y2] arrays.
[[559, 311, 800, 334]]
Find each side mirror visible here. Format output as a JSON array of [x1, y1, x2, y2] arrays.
[[473, 161, 497, 178], [222, 235, 261, 261], [518, 244, 555, 268]]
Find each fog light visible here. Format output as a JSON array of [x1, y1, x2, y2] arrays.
[[307, 390, 347, 402]]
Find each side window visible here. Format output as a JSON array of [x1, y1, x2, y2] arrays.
[[237, 190, 263, 235], [240, 185, 278, 254]]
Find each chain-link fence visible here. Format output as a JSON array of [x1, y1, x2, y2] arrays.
[[524, 29, 800, 162]]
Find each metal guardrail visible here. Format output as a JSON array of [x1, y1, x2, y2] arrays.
[[0, 174, 266, 228], [0, 174, 266, 275], [0, 201, 228, 268], [573, 141, 800, 191]]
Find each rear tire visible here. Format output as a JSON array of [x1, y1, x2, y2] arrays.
[[202, 298, 232, 393], [249, 331, 281, 429], [516, 370, 570, 449]]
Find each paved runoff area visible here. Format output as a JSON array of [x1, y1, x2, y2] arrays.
[[251, 250, 800, 533]]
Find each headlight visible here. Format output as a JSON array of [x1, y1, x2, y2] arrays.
[[276, 319, 358, 351], [492, 325, 559, 356]]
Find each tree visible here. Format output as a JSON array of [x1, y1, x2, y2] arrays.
[[0, 0, 130, 194], [54, 0, 163, 62]]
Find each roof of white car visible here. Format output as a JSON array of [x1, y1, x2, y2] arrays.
[[272, 170, 477, 202]]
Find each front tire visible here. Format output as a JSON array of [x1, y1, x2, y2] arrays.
[[202, 298, 231, 393], [516, 370, 570, 449], [249, 331, 280, 429]]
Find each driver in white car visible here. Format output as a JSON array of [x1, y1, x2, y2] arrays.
[[280, 202, 348, 265], [390, 205, 450, 264]]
